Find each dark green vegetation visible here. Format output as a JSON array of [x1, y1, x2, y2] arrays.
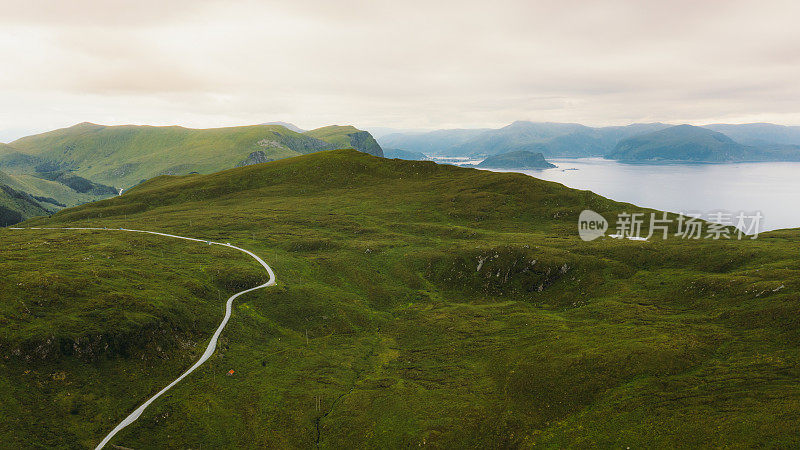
[[476, 150, 556, 169], [383, 148, 429, 160], [2, 122, 384, 189], [0, 149, 121, 223], [34, 171, 117, 196], [0, 168, 111, 211], [608, 125, 752, 162], [2, 149, 800, 447], [0, 182, 52, 226], [0, 168, 63, 227]]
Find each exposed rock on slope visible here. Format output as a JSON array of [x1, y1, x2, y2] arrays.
[[304, 125, 384, 157], [236, 150, 273, 167]]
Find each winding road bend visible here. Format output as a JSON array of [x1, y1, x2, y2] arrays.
[[8, 227, 277, 449]]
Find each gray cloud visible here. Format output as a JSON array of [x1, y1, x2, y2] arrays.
[[1, 0, 799, 141]]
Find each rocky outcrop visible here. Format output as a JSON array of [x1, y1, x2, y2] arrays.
[[346, 131, 384, 157], [236, 150, 274, 167]]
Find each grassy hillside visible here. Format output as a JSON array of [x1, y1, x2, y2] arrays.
[[0, 167, 60, 225], [5, 123, 340, 188], [2, 149, 799, 447], [0, 170, 101, 207], [304, 125, 384, 157], [0, 180, 52, 226], [608, 125, 753, 162]]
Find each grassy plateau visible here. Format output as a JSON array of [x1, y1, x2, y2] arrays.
[[1, 149, 798, 448]]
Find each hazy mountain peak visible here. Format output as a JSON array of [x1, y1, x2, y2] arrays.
[[262, 121, 305, 133], [704, 122, 800, 146], [607, 124, 747, 162]]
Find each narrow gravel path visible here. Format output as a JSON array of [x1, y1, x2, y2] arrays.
[[8, 227, 276, 449]]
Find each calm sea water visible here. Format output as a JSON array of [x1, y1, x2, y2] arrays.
[[472, 158, 800, 232]]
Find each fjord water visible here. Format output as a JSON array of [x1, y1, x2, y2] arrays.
[[487, 158, 800, 232]]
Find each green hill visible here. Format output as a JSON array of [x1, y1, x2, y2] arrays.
[[304, 125, 384, 157], [608, 124, 753, 162], [476, 150, 556, 169], [2, 150, 799, 447], [4, 123, 381, 188], [0, 163, 118, 209]]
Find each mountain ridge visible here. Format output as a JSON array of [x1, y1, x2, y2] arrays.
[[607, 124, 752, 162], [0, 172, 53, 226], [378, 121, 800, 161], [4, 122, 383, 188], [379, 121, 673, 158]]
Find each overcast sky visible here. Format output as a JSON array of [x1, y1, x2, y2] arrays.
[[1, 0, 799, 141]]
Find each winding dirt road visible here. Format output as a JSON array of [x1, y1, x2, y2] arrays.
[[9, 227, 276, 449]]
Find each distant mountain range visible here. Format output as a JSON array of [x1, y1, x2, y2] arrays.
[[704, 123, 800, 146], [379, 122, 671, 158], [262, 121, 305, 133], [609, 125, 800, 162], [383, 148, 430, 160], [4, 118, 800, 227], [608, 125, 751, 162], [379, 128, 491, 155], [378, 121, 800, 162]]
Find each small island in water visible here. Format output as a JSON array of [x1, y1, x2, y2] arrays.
[[476, 150, 556, 169]]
